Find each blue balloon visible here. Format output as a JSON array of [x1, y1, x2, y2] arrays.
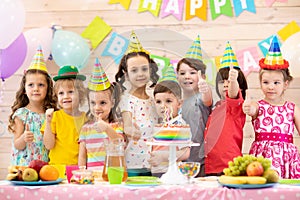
[[51, 30, 90, 70]]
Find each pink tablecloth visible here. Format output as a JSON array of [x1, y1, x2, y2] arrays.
[[0, 182, 300, 200]]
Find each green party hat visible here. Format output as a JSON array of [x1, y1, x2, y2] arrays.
[[185, 35, 203, 60], [88, 58, 111, 91], [259, 35, 289, 69], [125, 31, 149, 54], [27, 46, 48, 73], [158, 64, 178, 83], [220, 41, 239, 69]]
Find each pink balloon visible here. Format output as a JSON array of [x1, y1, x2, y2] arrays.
[[0, 0, 25, 49], [0, 33, 27, 80], [17, 28, 53, 74]]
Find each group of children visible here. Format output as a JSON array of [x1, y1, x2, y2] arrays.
[[7, 32, 300, 179]]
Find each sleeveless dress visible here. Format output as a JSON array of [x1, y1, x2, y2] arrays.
[[249, 99, 300, 178]]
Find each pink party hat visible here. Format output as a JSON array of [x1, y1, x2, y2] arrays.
[[27, 46, 48, 73], [88, 58, 111, 91], [158, 64, 178, 83], [185, 35, 203, 60], [220, 42, 239, 69], [259, 35, 289, 70], [125, 31, 149, 54]]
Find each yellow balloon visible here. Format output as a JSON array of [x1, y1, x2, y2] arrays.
[[281, 32, 300, 78]]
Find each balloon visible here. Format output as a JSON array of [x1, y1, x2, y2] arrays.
[[0, 33, 27, 80], [0, 0, 25, 49], [18, 28, 53, 73], [281, 32, 300, 78], [51, 30, 90, 70]]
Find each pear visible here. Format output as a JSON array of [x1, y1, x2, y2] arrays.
[[22, 168, 39, 182], [263, 169, 279, 183]]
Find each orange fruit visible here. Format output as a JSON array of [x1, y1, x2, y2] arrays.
[[39, 165, 59, 181]]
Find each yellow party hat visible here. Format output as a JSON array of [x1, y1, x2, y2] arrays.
[[27, 46, 48, 73], [88, 58, 111, 91], [125, 31, 149, 54], [158, 64, 178, 83], [185, 35, 203, 60], [220, 42, 239, 69]]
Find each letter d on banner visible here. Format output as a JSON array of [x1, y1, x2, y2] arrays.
[[102, 32, 129, 64]]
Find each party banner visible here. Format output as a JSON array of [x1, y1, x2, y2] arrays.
[[138, 0, 162, 17], [215, 56, 222, 69], [101, 32, 129, 64], [109, 0, 132, 10], [265, 0, 288, 7], [185, 0, 207, 21], [236, 46, 260, 76], [203, 58, 217, 86], [232, 0, 256, 17], [170, 59, 179, 71], [258, 35, 279, 56], [277, 20, 300, 41], [160, 0, 185, 20], [209, 0, 233, 20], [150, 54, 170, 77], [81, 16, 112, 49]]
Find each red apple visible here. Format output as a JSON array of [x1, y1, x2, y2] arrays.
[[28, 160, 48, 173], [246, 161, 264, 176]]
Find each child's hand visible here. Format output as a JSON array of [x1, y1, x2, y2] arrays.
[[148, 151, 165, 167], [45, 108, 54, 123], [23, 124, 34, 143], [242, 90, 256, 116], [124, 122, 141, 141], [198, 71, 209, 93], [228, 65, 238, 82], [94, 116, 109, 133]]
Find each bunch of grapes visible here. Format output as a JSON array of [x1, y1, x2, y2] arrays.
[[223, 155, 271, 176]]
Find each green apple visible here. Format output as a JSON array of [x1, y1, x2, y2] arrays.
[[22, 168, 39, 182]]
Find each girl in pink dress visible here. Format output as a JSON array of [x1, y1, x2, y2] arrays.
[[243, 36, 300, 178]]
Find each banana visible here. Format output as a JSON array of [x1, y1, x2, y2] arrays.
[[219, 175, 267, 185], [6, 173, 18, 181], [7, 166, 18, 173]]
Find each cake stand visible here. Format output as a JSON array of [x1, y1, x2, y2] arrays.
[[147, 141, 199, 185]]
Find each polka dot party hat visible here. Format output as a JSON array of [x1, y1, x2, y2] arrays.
[[27, 46, 48, 73], [220, 41, 240, 69], [88, 57, 111, 91], [259, 35, 289, 70], [125, 31, 149, 54], [158, 64, 178, 83], [185, 35, 203, 60]]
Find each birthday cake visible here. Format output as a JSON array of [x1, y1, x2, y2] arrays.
[[153, 124, 191, 142]]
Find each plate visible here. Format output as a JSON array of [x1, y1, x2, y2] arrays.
[[279, 179, 300, 185], [219, 182, 277, 189], [10, 178, 63, 186]]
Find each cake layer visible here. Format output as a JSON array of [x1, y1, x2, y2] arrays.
[[153, 125, 191, 141]]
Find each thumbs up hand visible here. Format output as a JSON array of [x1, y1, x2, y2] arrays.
[[242, 90, 257, 117], [94, 114, 109, 133], [45, 108, 54, 123], [23, 123, 34, 143], [228, 65, 238, 82], [198, 71, 209, 93]]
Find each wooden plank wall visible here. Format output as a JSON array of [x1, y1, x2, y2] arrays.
[[0, 0, 299, 179]]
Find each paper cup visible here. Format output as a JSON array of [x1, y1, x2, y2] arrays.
[[108, 167, 124, 184]]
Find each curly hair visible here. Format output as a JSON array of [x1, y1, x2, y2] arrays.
[[53, 78, 87, 108], [8, 69, 57, 133], [86, 82, 122, 123], [114, 51, 159, 91]]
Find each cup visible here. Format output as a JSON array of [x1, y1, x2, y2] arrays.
[[108, 167, 124, 184], [66, 165, 79, 183], [51, 164, 66, 179]]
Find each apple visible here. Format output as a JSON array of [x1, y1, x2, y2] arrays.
[[28, 159, 48, 173], [22, 168, 39, 182], [246, 161, 264, 176]]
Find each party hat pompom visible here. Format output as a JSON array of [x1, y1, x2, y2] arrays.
[[185, 35, 203, 60], [259, 35, 289, 70], [125, 31, 149, 54], [158, 64, 178, 83], [28, 46, 48, 73], [220, 41, 239, 69], [88, 58, 111, 91]]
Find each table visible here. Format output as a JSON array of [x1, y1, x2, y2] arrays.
[[0, 181, 300, 200]]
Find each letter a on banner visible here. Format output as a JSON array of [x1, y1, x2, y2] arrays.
[[160, 0, 185, 20], [236, 47, 260, 76], [102, 32, 129, 64]]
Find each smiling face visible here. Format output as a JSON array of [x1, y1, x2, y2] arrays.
[[260, 70, 288, 104], [177, 62, 201, 94], [154, 92, 182, 120], [25, 73, 48, 104], [126, 55, 150, 92], [88, 90, 114, 122], [56, 80, 80, 114]]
